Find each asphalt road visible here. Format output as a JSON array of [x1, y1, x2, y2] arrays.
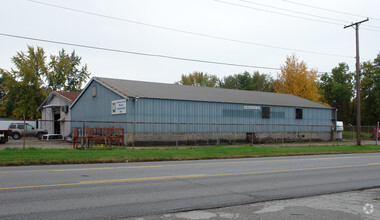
[[1, 153, 380, 219]]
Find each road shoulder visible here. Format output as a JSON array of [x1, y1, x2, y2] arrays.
[[133, 188, 380, 220]]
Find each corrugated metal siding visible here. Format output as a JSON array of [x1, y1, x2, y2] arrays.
[[71, 81, 132, 131], [71, 81, 333, 134], [133, 98, 333, 133]]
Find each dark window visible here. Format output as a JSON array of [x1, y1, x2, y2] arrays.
[[17, 125, 24, 129], [9, 125, 16, 129], [262, 107, 270, 119], [296, 108, 303, 119]]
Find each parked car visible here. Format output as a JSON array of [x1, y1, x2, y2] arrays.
[[8, 123, 47, 140]]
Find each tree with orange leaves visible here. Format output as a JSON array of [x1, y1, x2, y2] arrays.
[[274, 54, 321, 103]]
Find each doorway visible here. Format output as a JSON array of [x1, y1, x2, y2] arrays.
[[54, 113, 60, 134]]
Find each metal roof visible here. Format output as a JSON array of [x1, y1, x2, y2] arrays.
[[73, 77, 331, 109]]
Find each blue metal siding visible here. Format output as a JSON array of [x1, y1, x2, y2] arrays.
[[71, 81, 133, 130], [71, 82, 333, 133], [133, 98, 333, 133]]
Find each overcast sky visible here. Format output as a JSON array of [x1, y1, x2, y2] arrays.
[[1, 0, 380, 85]]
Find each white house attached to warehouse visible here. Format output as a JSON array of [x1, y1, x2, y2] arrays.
[[69, 77, 335, 145], [38, 91, 80, 137]]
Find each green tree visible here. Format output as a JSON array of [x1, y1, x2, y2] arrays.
[[176, 71, 218, 87], [219, 71, 274, 92], [319, 63, 354, 123], [2, 46, 48, 119], [0, 71, 7, 117], [1, 45, 90, 119], [48, 49, 90, 91], [361, 53, 380, 124]]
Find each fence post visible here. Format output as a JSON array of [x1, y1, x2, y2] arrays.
[[377, 121, 379, 145], [176, 121, 179, 147], [132, 121, 135, 148], [80, 121, 85, 149], [216, 121, 219, 145], [23, 114, 26, 150], [251, 120, 254, 146], [332, 125, 335, 146], [309, 125, 312, 147], [282, 123, 285, 147]]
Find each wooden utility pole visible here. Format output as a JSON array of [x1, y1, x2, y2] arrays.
[[344, 18, 369, 146]]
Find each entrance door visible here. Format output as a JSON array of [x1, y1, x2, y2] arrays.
[[54, 113, 60, 134]]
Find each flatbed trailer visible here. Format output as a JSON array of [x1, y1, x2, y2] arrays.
[[0, 130, 12, 143]]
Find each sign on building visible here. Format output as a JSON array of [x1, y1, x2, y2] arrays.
[[111, 99, 127, 114], [243, 105, 261, 110]]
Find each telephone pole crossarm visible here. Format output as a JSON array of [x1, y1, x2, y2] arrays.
[[344, 18, 369, 29]]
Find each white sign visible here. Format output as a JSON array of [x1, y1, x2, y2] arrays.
[[111, 99, 127, 114], [243, 105, 261, 110]]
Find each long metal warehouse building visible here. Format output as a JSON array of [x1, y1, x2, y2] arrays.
[[70, 77, 334, 145]]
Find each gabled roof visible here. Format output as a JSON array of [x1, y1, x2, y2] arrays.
[[38, 91, 80, 111], [71, 77, 331, 109], [54, 91, 81, 102]]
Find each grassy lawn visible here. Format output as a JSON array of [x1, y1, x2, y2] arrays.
[[0, 144, 379, 166]]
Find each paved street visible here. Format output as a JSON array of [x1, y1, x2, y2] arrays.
[[0, 153, 380, 219]]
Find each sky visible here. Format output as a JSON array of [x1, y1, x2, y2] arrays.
[[1, 0, 380, 85]]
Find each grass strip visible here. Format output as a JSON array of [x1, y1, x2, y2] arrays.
[[0, 145, 379, 166]]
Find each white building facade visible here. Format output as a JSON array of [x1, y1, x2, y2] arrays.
[[38, 91, 80, 137]]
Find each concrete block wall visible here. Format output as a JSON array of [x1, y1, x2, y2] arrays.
[[124, 132, 332, 146]]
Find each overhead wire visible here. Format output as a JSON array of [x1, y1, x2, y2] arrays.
[[215, 0, 380, 32], [238, 0, 380, 30], [281, 0, 380, 21], [0, 32, 283, 71], [27, 0, 354, 59]]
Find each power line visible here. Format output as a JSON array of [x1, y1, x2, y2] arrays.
[[239, 0, 380, 29], [215, 0, 380, 32], [27, 0, 355, 59], [0, 32, 282, 71], [215, 0, 342, 25], [282, 0, 380, 21]]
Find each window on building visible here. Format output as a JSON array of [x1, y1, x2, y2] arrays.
[[262, 107, 270, 119], [296, 108, 303, 119], [92, 86, 97, 97]]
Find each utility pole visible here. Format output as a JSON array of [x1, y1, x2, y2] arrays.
[[344, 18, 369, 146]]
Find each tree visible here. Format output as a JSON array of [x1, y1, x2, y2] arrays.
[[219, 71, 274, 92], [319, 63, 354, 123], [177, 71, 218, 87], [274, 54, 321, 103], [0, 71, 7, 117], [2, 46, 48, 119], [48, 49, 90, 91], [1, 45, 90, 119], [361, 53, 380, 124]]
